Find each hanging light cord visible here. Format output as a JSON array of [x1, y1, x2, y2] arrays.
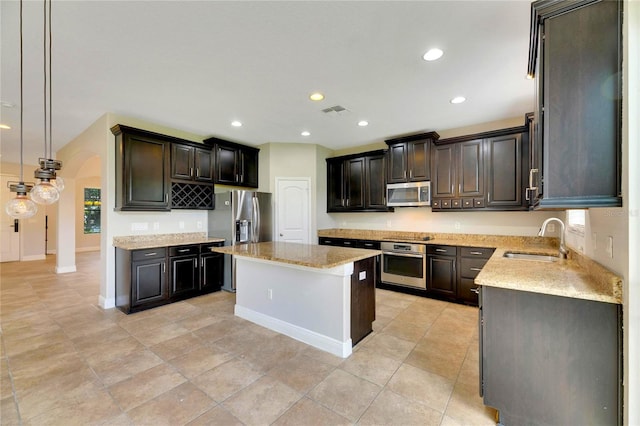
[[42, 0, 53, 162], [48, 0, 52, 159], [43, 0, 48, 160], [19, 0, 24, 182]]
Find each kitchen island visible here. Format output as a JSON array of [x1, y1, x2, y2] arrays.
[[211, 242, 380, 358]]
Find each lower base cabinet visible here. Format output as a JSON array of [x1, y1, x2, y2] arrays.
[[480, 286, 621, 425], [427, 245, 458, 300], [351, 257, 376, 345], [116, 242, 224, 314]]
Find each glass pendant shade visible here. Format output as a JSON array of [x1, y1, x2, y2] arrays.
[[5, 193, 37, 219], [30, 181, 59, 205], [51, 176, 64, 192]]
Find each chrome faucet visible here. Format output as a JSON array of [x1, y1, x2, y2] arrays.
[[538, 217, 568, 259]]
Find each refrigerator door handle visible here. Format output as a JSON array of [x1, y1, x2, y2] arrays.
[[252, 196, 260, 243]]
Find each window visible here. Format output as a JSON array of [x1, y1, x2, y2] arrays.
[[84, 188, 101, 234], [566, 209, 586, 235]]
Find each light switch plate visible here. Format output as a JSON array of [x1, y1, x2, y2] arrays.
[[359, 271, 367, 280]]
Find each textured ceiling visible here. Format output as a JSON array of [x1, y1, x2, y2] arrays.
[[0, 0, 534, 166]]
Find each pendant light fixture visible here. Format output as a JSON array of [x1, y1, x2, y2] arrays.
[[5, 0, 38, 219], [31, 0, 63, 206]]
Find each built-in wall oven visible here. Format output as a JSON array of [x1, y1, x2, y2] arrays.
[[380, 242, 427, 289]]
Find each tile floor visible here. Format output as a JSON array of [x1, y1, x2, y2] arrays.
[[0, 252, 497, 425]]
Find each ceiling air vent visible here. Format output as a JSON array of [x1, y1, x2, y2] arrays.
[[322, 105, 350, 116]]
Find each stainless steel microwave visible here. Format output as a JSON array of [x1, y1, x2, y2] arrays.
[[386, 181, 431, 207]]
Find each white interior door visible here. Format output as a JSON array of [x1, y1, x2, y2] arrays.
[[0, 175, 21, 262], [276, 178, 311, 244]]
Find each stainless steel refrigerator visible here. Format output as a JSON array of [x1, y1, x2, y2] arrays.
[[207, 190, 272, 291]]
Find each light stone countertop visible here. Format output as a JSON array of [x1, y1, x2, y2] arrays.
[[318, 228, 622, 304], [211, 241, 380, 269], [113, 232, 225, 250]]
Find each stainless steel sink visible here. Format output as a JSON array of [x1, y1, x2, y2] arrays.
[[503, 251, 559, 262]]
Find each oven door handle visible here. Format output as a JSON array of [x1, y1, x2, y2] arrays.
[[382, 251, 424, 259]]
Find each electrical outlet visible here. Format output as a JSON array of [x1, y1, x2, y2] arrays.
[[179, 221, 185, 229], [454, 222, 461, 230], [547, 223, 556, 233], [131, 222, 148, 231], [592, 233, 597, 250], [606, 236, 614, 258], [153, 222, 160, 231], [268, 289, 273, 300], [197, 221, 202, 229]]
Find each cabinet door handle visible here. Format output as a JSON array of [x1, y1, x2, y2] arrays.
[[163, 262, 166, 273], [190, 167, 194, 177], [195, 168, 200, 178], [470, 287, 480, 294], [409, 169, 413, 179], [178, 248, 190, 253], [195, 259, 198, 268], [404, 170, 407, 179], [470, 267, 482, 272], [145, 252, 157, 256], [469, 251, 483, 255], [435, 248, 447, 253]]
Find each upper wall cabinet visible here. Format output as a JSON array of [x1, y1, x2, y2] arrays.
[[431, 122, 529, 212], [203, 137, 259, 188], [528, 0, 622, 208], [326, 150, 392, 213], [112, 125, 171, 211], [171, 143, 214, 183], [385, 132, 439, 183]]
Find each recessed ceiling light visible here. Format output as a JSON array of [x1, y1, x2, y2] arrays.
[[309, 92, 324, 101], [231, 120, 242, 127], [357, 120, 369, 127], [450, 96, 466, 104], [301, 131, 311, 136], [423, 48, 444, 61], [0, 124, 11, 130]]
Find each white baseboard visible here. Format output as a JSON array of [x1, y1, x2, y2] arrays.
[[21, 254, 47, 261], [55, 265, 77, 274], [46, 250, 56, 254], [235, 304, 352, 358], [99, 295, 116, 309]]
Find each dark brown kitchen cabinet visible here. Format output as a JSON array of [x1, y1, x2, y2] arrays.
[[171, 143, 213, 183], [326, 150, 392, 212], [385, 132, 439, 184], [431, 140, 483, 209], [480, 286, 621, 425], [527, 0, 622, 209], [115, 247, 168, 314], [351, 257, 376, 345], [458, 246, 494, 305], [169, 245, 200, 300], [200, 243, 224, 293], [432, 121, 529, 212], [427, 245, 457, 300], [112, 125, 171, 211], [204, 137, 259, 188]]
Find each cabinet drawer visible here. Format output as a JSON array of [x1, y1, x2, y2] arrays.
[[132, 248, 167, 261], [356, 240, 381, 250], [451, 199, 462, 208], [427, 245, 457, 256], [460, 246, 495, 259], [459, 277, 480, 303], [460, 258, 488, 279], [169, 245, 200, 257]]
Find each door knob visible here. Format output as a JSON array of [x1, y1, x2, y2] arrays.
[[279, 233, 283, 237]]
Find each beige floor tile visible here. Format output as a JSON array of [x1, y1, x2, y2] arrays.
[[0, 359, 13, 400], [273, 397, 352, 426], [267, 353, 335, 393], [126, 382, 215, 426], [186, 405, 244, 426], [108, 363, 187, 412], [80, 336, 145, 366], [150, 301, 200, 322], [371, 313, 393, 332], [381, 319, 429, 342], [387, 364, 454, 413], [71, 323, 131, 353], [358, 388, 443, 426], [404, 340, 467, 380], [149, 333, 204, 361], [192, 319, 238, 343], [191, 358, 263, 402], [92, 348, 164, 386], [22, 388, 122, 426], [340, 347, 402, 387], [59, 317, 117, 339], [444, 381, 497, 426], [169, 345, 234, 379], [307, 369, 381, 422], [299, 346, 345, 367], [223, 376, 301, 425], [210, 328, 269, 355], [133, 322, 190, 347], [177, 312, 220, 331], [239, 334, 308, 372], [456, 352, 480, 388], [375, 303, 406, 319], [15, 366, 102, 421], [0, 397, 20, 425], [361, 332, 416, 361]]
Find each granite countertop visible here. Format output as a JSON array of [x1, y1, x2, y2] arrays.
[[113, 232, 225, 250], [318, 228, 622, 304], [211, 241, 380, 269]]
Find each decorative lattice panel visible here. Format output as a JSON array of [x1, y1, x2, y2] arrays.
[[171, 182, 214, 209]]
